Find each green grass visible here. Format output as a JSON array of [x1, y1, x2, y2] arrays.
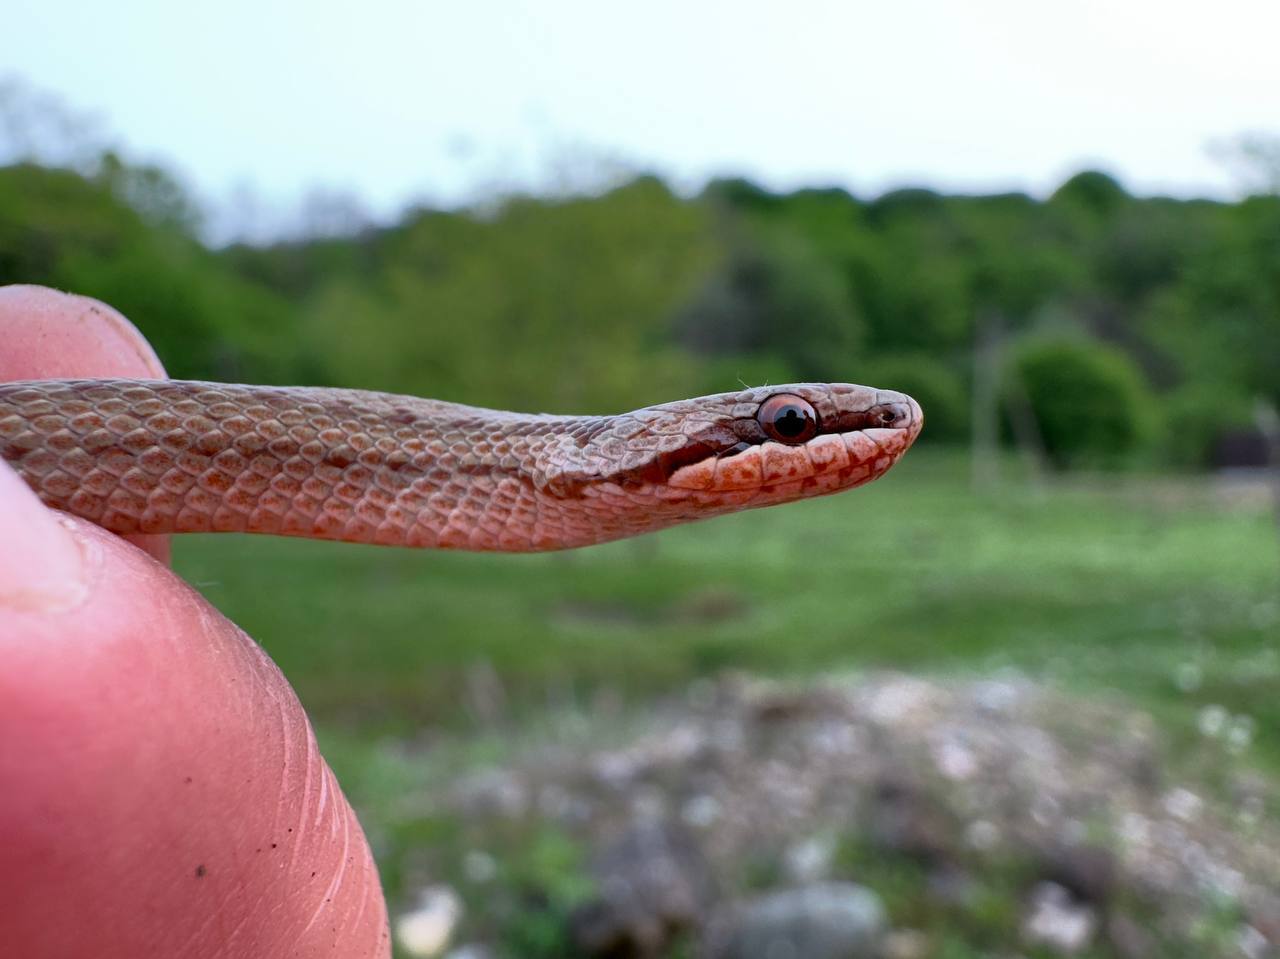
[[174, 450, 1277, 748], [173, 450, 1277, 952]]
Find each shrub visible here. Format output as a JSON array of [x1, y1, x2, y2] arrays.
[[1006, 336, 1157, 468], [1159, 383, 1256, 469]]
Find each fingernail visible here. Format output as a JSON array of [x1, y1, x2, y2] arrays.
[[0, 461, 90, 611]]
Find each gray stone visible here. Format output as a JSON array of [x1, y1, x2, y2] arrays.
[[703, 882, 887, 959], [444, 946, 495, 959], [1022, 881, 1097, 955], [395, 885, 463, 957], [881, 928, 930, 959], [1246, 892, 1280, 948], [1106, 914, 1157, 959], [569, 820, 713, 958], [867, 777, 958, 864], [1039, 842, 1117, 905]]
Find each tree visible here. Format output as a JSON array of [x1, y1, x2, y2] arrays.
[[675, 216, 864, 383]]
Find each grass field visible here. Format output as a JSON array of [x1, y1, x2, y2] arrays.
[[173, 450, 1278, 948], [174, 449, 1277, 746]]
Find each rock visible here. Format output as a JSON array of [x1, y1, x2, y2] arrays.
[[964, 819, 1000, 852], [882, 928, 930, 959], [1039, 842, 1117, 905], [1245, 892, 1280, 946], [1106, 913, 1157, 959], [1237, 924, 1272, 959], [703, 882, 887, 959], [396, 885, 463, 958], [462, 850, 497, 883], [783, 835, 836, 883], [569, 820, 713, 958], [860, 676, 938, 726], [867, 778, 957, 864], [456, 769, 527, 818], [1022, 881, 1097, 955], [1162, 786, 1203, 822], [445, 673, 1280, 959], [682, 794, 722, 829], [748, 683, 847, 723], [925, 864, 976, 908], [444, 946, 495, 959]]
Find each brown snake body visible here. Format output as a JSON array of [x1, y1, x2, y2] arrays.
[[0, 379, 922, 551]]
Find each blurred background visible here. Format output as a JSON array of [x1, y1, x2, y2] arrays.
[[3, 2, 1278, 956]]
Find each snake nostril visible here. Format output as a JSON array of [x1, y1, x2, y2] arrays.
[[878, 408, 898, 426]]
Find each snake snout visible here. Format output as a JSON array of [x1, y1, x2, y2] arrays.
[[870, 391, 924, 436]]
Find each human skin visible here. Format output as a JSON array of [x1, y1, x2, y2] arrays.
[[0, 286, 390, 957]]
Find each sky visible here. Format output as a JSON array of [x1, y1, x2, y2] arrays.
[[4, 0, 1278, 237]]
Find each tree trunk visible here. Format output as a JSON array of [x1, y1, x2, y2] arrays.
[[1255, 399, 1280, 575], [971, 311, 1002, 491]]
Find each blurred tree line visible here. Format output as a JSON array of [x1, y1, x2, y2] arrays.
[[1, 151, 1277, 470]]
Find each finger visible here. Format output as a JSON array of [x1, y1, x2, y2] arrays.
[[0, 285, 171, 563], [0, 285, 165, 380], [0, 460, 390, 958]]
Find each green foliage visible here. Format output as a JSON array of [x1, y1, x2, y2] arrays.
[[1094, 199, 1206, 306], [3, 151, 1278, 463], [1159, 383, 1257, 468], [95, 151, 204, 235], [493, 828, 594, 959], [866, 187, 947, 224], [846, 221, 974, 353], [702, 176, 785, 214], [691, 353, 800, 397], [832, 831, 1123, 958], [502, 828, 594, 905], [1008, 336, 1158, 467], [1049, 170, 1130, 217], [677, 216, 863, 382], [953, 193, 1083, 321], [1143, 195, 1280, 407], [0, 162, 297, 382], [300, 177, 713, 413]]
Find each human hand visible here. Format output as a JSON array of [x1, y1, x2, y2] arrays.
[[0, 286, 390, 957]]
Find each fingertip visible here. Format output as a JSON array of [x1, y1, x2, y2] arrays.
[[0, 285, 166, 380], [0, 460, 90, 613], [0, 527, 389, 957], [122, 533, 171, 565], [0, 285, 171, 564]]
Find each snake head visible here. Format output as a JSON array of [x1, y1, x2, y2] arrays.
[[553, 382, 922, 511], [527, 382, 922, 547], [650, 383, 923, 499]]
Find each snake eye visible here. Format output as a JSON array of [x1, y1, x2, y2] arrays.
[[757, 394, 818, 444]]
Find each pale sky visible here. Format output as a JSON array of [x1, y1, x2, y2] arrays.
[[4, 0, 1278, 237]]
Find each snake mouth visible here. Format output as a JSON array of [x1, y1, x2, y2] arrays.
[[667, 393, 923, 493]]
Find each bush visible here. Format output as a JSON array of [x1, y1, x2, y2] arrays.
[[1006, 336, 1157, 468], [1159, 383, 1256, 469]]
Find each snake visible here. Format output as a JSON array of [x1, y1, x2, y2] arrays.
[[0, 379, 922, 551]]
